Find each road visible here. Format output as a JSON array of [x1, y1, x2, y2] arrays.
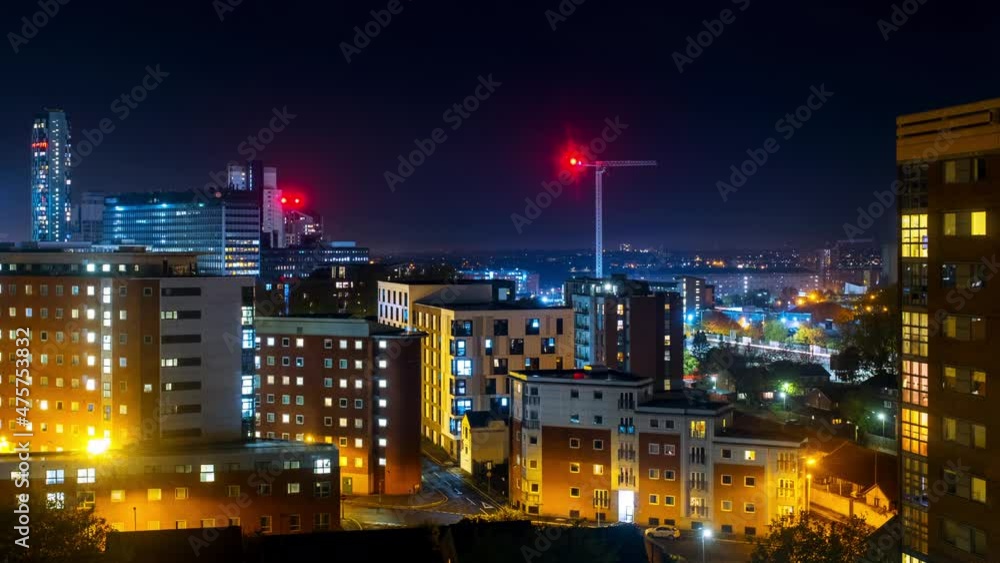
[[647, 535, 754, 563], [342, 454, 501, 529]]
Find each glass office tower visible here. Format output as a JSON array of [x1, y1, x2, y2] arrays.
[[102, 191, 260, 276], [31, 108, 73, 242]]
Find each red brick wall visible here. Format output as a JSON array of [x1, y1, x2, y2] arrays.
[[637, 432, 682, 525], [539, 426, 613, 520]]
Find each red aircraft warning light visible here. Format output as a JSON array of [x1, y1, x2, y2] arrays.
[[280, 197, 288, 204], [569, 157, 579, 166]]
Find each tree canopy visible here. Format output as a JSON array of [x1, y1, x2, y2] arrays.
[[750, 514, 874, 563], [0, 494, 113, 563]]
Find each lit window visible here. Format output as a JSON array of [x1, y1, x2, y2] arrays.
[[901, 214, 928, 258], [200, 465, 215, 482]]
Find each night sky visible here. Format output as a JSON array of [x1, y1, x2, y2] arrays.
[[1, 0, 997, 252]]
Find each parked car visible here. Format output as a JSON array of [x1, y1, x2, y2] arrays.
[[645, 525, 682, 540]]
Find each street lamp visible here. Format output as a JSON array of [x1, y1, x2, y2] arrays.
[[779, 391, 787, 411], [805, 458, 816, 516], [877, 412, 886, 437], [700, 529, 712, 563]]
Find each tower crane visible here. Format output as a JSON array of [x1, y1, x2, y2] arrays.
[[570, 158, 658, 278]]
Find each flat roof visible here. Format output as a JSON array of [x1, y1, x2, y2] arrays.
[[638, 391, 732, 413], [423, 301, 568, 312], [256, 315, 420, 338], [509, 367, 651, 385]]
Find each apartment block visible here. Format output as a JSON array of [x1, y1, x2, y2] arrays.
[[0, 441, 339, 534], [412, 299, 572, 459], [565, 276, 684, 390], [509, 367, 805, 535], [897, 98, 1000, 562], [0, 247, 255, 452], [254, 316, 423, 495]]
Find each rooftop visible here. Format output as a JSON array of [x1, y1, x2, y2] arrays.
[[426, 300, 568, 311], [715, 413, 807, 444], [509, 367, 650, 385], [256, 315, 421, 338], [638, 390, 732, 413], [464, 410, 504, 428]]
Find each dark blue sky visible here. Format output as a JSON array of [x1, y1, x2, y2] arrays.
[[1, 0, 997, 252]]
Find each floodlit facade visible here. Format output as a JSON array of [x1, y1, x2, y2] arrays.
[[897, 98, 1000, 562], [0, 248, 256, 452], [254, 316, 424, 495], [31, 109, 73, 242]]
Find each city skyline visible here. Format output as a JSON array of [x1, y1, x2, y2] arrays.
[[2, 1, 998, 252]]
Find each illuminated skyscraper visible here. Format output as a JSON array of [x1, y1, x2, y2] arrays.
[[31, 108, 72, 242]]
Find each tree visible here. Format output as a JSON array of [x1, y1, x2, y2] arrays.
[[691, 331, 711, 359], [839, 287, 899, 380], [792, 324, 827, 347], [701, 311, 741, 336], [0, 494, 113, 563], [763, 319, 789, 343], [750, 514, 874, 563], [683, 349, 699, 375]]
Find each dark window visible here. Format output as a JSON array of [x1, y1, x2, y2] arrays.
[[745, 527, 757, 536], [942, 263, 988, 290], [525, 357, 540, 370], [485, 378, 497, 395], [493, 319, 508, 336], [542, 337, 556, 354], [177, 310, 202, 319], [177, 358, 201, 367], [902, 263, 928, 307], [648, 517, 659, 526], [161, 334, 201, 344], [557, 318, 564, 335], [167, 404, 202, 415], [162, 381, 202, 392], [161, 287, 202, 297], [451, 320, 473, 337], [525, 318, 541, 335], [492, 358, 508, 375], [510, 338, 524, 355], [570, 510, 581, 519], [527, 506, 539, 515], [722, 525, 733, 534]]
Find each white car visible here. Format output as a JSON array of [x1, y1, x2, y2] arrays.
[[645, 525, 682, 540]]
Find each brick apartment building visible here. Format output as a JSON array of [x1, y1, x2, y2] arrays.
[[254, 316, 423, 495], [509, 367, 806, 536], [0, 248, 255, 451], [0, 441, 339, 534]]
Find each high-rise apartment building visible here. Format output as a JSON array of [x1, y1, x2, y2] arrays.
[[229, 161, 284, 248], [0, 248, 256, 452], [508, 367, 806, 531], [565, 276, 684, 391], [897, 99, 998, 562], [102, 191, 260, 276], [254, 316, 423, 495], [31, 109, 72, 242]]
